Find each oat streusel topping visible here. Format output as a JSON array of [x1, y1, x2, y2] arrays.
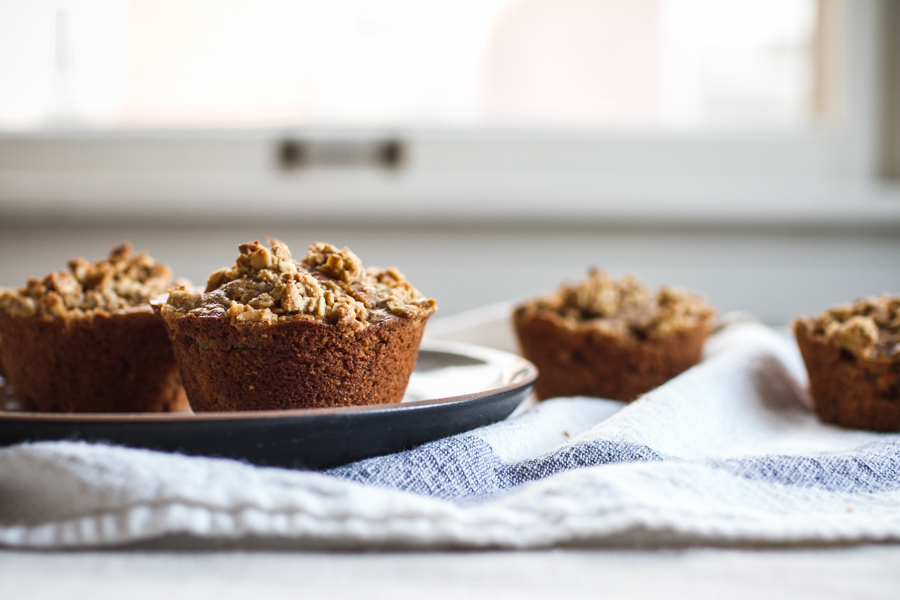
[[520, 268, 714, 337], [804, 295, 900, 359], [162, 239, 436, 334], [0, 243, 173, 319]]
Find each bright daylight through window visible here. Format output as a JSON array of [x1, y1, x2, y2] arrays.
[[0, 0, 824, 131]]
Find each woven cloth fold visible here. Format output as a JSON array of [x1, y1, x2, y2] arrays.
[[2, 322, 899, 549]]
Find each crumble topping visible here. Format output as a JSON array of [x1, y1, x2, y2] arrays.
[[804, 295, 900, 359], [0, 243, 173, 319], [162, 239, 437, 334], [518, 268, 714, 337]]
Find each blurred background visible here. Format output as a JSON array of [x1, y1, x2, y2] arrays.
[[0, 0, 898, 325]]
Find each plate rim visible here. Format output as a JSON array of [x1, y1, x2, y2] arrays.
[[0, 340, 537, 423]]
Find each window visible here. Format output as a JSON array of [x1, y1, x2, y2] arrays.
[[0, 0, 897, 224], [1, 0, 825, 129]]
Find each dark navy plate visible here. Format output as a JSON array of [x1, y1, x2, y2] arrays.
[[0, 341, 536, 470]]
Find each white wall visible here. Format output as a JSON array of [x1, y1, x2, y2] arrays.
[[0, 222, 897, 326]]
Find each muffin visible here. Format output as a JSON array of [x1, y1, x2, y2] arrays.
[[157, 239, 437, 411], [0, 243, 187, 413], [794, 295, 900, 432], [0, 334, 7, 402], [513, 269, 715, 401]]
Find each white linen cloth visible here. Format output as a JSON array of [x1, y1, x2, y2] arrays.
[[1, 322, 899, 549]]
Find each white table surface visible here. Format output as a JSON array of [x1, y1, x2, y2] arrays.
[[2, 546, 900, 599]]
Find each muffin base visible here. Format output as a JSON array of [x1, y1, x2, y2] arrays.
[[794, 320, 900, 432], [162, 314, 428, 411], [0, 309, 187, 413], [514, 309, 710, 401]]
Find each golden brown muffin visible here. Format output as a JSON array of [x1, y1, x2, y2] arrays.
[[794, 295, 900, 432], [0, 243, 187, 413], [513, 269, 715, 401], [157, 239, 437, 411]]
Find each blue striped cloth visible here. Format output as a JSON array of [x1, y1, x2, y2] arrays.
[[330, 322, 900, 504], [1, 322, 899, 548]]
